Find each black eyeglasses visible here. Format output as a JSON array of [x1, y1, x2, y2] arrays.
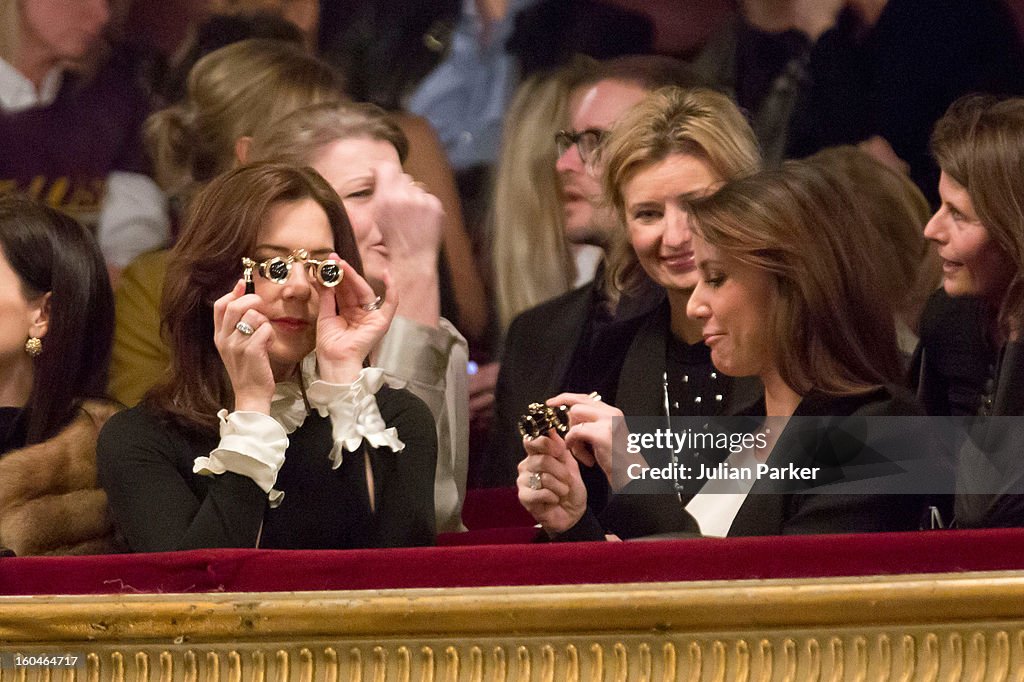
[[555, 128, 606, 164]]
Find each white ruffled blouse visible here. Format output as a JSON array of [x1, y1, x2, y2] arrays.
[[192, 354, 405, 507]]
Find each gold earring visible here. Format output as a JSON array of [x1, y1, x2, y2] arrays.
[[25, 337, 42, 357]]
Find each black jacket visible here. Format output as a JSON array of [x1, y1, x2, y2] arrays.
[[558, 385, 933, 541]]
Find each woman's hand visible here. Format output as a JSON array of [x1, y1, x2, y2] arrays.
[[315, 257, 397, 383], [213, 280, 276, 414], [546, 392, 644, 492], [374, 164, 445, 269], [372, 164, 445, 328], [516, 431, 588, 535]]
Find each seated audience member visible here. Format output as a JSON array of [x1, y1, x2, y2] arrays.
[[516, 87, 763, 523], [98, 163, 437, 552], [108, 39, 343, 408], [920, 95, 1024, 527], [247, 102, 468, 532], [696, 0, 1024, 200], [519, 161, 929, 540], [0, 0, 169, 278], [485, 56, 707, 487], [0, 194, 119, 555], [804, 146, 939, 357], [152, 10, 486, 345]]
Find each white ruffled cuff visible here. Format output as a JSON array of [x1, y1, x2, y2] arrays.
[[193, 410, 289, 507], [305, 366, 405, 468]]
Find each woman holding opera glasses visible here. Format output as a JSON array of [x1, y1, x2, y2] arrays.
[[519, 158, 930, 539], [919, 95, 1024, 527], [516, 86, 763, 539], [98, 163, 437, 551]]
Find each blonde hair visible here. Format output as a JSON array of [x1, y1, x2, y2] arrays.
[[930, 94, 1024, 340], [145, 39, 343, 199], [805, 145, 939, 338], [248, 101, 408, 166], [688, 162, 904, 396], [489, 58, 597, 335], [601, 87, 762, 300]]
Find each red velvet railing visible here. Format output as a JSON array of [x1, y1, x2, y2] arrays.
[[2, 488, 1022, 596]]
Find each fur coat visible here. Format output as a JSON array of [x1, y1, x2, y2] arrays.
[[0, 400, 123, 555]]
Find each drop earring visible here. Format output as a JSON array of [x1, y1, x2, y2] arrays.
[[25, 337, 42, 357]]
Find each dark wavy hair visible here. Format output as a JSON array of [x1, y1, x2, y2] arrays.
[[0, 194, 114, 444], [146, 162, 363, 434]]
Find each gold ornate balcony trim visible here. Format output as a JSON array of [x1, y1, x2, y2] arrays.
[[2, 570, 1024, 644]]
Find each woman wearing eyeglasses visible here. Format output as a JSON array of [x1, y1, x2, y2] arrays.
[[97, 163, 437, 551]]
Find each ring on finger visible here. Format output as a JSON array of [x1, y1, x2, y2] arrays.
[[360, 295, 384, 312], [235, 320, 255, 336], [528, 471, 543, 490]]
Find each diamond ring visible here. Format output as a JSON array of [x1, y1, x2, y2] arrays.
[[360, 295, 384, 312], [235, 321, 255, 336], [528, 472, 543, 490]]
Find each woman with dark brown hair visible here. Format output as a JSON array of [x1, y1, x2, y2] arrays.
[[919, 95, 1024, 527], [97, 163, 437, 551], [0, 194, 119, 555], [519, 160, 931, 540]]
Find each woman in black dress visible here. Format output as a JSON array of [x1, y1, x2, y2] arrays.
[[98, 163, 437, 551]]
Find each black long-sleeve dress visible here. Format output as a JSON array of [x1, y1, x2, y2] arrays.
[[97, 385, 437, 552]]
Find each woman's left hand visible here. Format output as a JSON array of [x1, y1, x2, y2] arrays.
[[315, 256, 397, 383]]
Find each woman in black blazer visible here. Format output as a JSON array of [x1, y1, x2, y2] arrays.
[[920, 95, 1024, 527], [518, 160, 931, 540]]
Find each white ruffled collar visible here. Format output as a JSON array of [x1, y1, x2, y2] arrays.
[[271, 353, 407, 464]]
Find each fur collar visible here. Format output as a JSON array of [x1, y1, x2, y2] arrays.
[[0, 399, 123, 556]]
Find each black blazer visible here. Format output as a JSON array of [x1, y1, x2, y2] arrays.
[[558, 385, 933, 541], [955, 340, 1024, 528], [484, 281, 663, 487], [485, 283, 598, 487]]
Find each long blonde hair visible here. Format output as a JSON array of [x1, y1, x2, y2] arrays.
[[489, 58, 596, 336], [145, 39, 343, 199]]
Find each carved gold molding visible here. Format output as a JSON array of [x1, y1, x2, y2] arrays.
[[2, 571, 1024, 681]]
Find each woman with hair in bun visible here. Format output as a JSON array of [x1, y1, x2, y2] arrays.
[[98, 163, 437, 551], [0, 194, 119, 555]]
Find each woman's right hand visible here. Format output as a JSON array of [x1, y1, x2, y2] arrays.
[[213, 279, 275, 414], [517, 431, 588, 535]]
